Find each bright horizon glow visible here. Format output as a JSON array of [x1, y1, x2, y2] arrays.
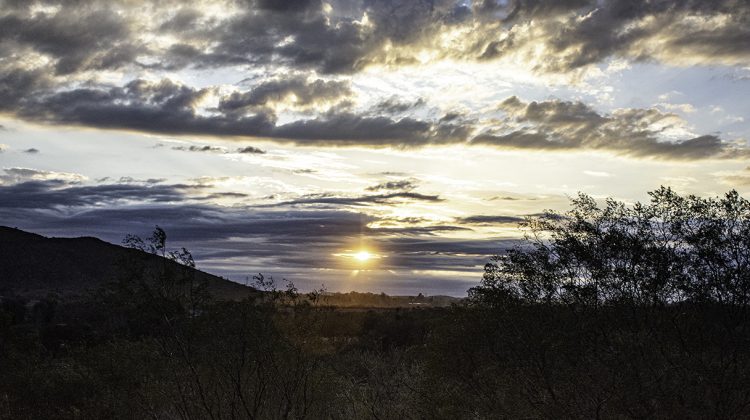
[[354, 250, 373, 262]]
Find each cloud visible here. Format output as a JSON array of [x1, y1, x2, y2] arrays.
[[0, 179, 194, 209], [716, 167, 750, 186], [5, 76, 466, 147], [172, 144, 267, 154], [115, 176, 166, 184], [2, 71, 742, 158], [486, 195, 520, 201], [172, 144, 225, 152], [372, 97, 426, 114], [366, 179, 418, 191], [11, 77, 276, 136], [454, 215, 525, 225], [473, 0, 750, 72], [236, 146, 266, 154], [472, 96, 746, 160], [23, 148, 39, 154], [656, 103, 696, 114], [10, 202, 496, 278], [269, 111, 468, 146], [277, 191, 443, 207], [196, 0, 473, 74], [0, 5, 136, 76], [0, 177, 506, 294], [219, 76, 351, 112], [0, 1, 746, 158], [0, 0, 746, 85], [0, 167, 86, 185]]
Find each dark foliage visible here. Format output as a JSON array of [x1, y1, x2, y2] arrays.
[[2, 189, 750, 418], [472, 186, 750, 307]]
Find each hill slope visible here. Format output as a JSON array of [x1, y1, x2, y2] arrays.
[[0, 226, 256, 300]]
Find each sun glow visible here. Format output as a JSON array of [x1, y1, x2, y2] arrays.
[[354, 250, 372, 262], [332, 248, 381, 267]]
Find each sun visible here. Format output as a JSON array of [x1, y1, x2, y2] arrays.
[[354, 250, 372, 262], [331, 248, 380, 266]]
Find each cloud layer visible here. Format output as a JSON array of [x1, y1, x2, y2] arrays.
[[1, 0, 747, 159], [0, 169, 521, 294], [473, 96, 746, 160], [2, 0, 747, 75]]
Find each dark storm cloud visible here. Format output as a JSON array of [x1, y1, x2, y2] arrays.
[[472, 96, 746, 160]]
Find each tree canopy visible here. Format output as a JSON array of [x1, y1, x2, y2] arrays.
[[471, 187, 750, 307]]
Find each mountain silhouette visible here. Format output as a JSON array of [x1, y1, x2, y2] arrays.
[[0, 226, 256, 300]]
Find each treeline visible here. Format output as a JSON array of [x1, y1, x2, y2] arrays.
[[1, 188, 750, 418], [462, 187, 750, 417], [474, 186, 750, 307], [314, 291, 460, 308]]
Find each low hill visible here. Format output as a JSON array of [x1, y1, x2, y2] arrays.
[[0, 226, 257, 300]]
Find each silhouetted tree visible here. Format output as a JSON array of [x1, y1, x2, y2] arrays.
[[120, 226, 210, 318], [472, 187, 750, 308], [463, 187, 750, 417]]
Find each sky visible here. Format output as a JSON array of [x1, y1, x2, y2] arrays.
[[1, 0, 749, 296]]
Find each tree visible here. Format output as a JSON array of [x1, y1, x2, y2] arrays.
[[471, 187, 750, 308], [121, 225, 210, 314], [464, 187, 750, 417]]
